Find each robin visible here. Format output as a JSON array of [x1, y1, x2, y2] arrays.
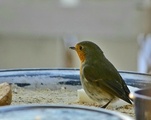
[[70, 41, 132, 108]]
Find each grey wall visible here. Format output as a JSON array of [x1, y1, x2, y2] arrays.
[[0, 0, 142, 71]]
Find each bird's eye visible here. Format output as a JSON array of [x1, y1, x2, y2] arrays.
[[79, 46, 83, 50]]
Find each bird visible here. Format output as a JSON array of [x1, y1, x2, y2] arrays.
[[70, 41, 132, 108]]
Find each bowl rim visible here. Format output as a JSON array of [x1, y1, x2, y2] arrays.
[[134, 88, 151, 100], [0, 68, 151, 89], [0, 68, 150, 76], [0, 104, 133, 120]]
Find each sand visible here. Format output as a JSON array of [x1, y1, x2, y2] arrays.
[[11, 85, 134, 118]]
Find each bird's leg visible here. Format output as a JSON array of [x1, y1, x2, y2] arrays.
[[101, 99, 113, 108]]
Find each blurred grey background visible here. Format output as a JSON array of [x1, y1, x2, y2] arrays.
[[0, 0, 151, 72]]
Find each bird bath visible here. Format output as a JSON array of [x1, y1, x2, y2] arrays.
[[0, 68, 151, 119]]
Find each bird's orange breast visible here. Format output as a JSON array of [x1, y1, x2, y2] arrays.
[[76, 50, 86, 63]]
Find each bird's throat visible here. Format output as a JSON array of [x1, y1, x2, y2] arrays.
[[78, 52, 86, 63]]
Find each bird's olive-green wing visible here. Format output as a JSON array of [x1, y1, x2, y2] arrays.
[[83, 61, 131, 103]]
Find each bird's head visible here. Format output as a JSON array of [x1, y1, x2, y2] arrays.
[[70, 41, 103, 63]]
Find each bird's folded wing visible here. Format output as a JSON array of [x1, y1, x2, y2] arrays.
[[98, 79, 126, 99], [83, 65, 101, 81], [83, 65, 128, 100]]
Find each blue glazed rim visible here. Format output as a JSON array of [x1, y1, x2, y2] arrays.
[[0, 68, 150, 88]]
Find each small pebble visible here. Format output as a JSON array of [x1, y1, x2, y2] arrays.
[[13, 88, 18, 94]]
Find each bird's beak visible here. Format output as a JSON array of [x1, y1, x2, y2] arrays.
[[69, 47, 76, 50]]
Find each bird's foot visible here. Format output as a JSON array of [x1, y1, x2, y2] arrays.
[[101, 99, 113, 108]]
